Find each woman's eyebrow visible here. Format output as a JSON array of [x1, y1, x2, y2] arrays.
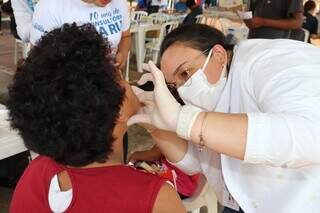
[[172, 50, 206, 75], [173, 61, 188, 75]]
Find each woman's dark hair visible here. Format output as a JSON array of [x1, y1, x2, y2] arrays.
[[304, 0, 317, 13], [7, 23, 124, 167], [160, 24, 234, 60]]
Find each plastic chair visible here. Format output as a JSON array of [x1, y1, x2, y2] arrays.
[[14, 39, 30, 64], [218, 18, 234, 35], [219, 18, 249, 42], [196, 15, 204, 24], [302, 28, 310, 43], [145, 21, 179, 64], [2, 16, 11, 23], [218, 0, 242, 8], [183, 174, 218, 213], [0, 105, 28, 160], [125, 51, 130, 81], [1, 105, 37, 162], [205, 16, 218, 27], [148, 12, 170, 24], [171, 14, 187, 24], [144, 13, 169, 46], [131, 11, 148, 22], [196, 15, 217, 27]]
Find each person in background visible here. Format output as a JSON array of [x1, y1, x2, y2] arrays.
[[129, 145, 200, 199], [175, 0, 188, 13], [30, 0, 131, 71], [30, 0, 132, 162], [182, 0, 203, 25], [135, 0, 166, 14], [150, 0, 167, 8], [0, 0, 20, 39], [195, 0, 204, 7], [135, 0, 150, 11], [245, 0, 304, 40], [9, 23, 186, 213], [303, 0, 319, 42], [205, 0, 216, 8], [149, 0, 167, 13], [11, 0, 37, 42]]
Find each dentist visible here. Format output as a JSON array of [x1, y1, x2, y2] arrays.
[[129, 24, 320, 213]]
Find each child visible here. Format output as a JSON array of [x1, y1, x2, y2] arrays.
[[8, 23, 186, 213], [129, 145, 200, 199]]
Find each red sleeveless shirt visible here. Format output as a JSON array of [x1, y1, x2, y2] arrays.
[[10, 156, 165, 213]]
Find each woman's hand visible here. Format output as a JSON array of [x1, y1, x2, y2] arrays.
[[128, 61, 182, 132], [130, 84, 170, 131]]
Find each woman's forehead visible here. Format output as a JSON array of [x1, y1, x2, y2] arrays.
[[163, 43, 197, 57], [160, 44, 200, 74]]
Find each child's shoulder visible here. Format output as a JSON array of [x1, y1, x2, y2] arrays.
[[23, 155, 64, 179], [29, 155, 60, 169]]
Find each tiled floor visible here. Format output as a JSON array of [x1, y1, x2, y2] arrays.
[[0, 27, 154, 212], [0, 30, 16, 74]]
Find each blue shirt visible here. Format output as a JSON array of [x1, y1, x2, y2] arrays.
[[174, 2, 187, 12], [138, 0, 147, 8], [27, 0, 34, 12]]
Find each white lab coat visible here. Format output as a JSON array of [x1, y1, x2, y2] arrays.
[[174, 39, 320, 212]]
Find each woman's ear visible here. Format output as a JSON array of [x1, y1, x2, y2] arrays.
[[212, 44, 228, 66]]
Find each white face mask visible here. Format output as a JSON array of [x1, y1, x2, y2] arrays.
[[177, 49, 227, 111]]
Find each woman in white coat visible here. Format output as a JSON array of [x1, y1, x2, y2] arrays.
[[129, 24, 320, 213]]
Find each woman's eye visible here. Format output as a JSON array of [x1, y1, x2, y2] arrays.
[[180, 69, 190, 79]]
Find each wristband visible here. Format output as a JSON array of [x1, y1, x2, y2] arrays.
[[177, 105, 202, 140]]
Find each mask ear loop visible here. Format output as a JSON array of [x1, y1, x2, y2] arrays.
[[202, 48, 227, 86], [201, 48, 214, 71]]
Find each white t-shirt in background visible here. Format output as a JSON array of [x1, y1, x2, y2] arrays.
[[30, 0, 130, 53], [11, 0, 37, 42]]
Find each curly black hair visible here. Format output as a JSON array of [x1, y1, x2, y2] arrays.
[[7, 23, 125, 167]]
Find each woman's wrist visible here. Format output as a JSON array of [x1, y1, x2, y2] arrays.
[[176, 105, 202, 140], [151, 129, 189, 164], [189, 112, 202, 142]]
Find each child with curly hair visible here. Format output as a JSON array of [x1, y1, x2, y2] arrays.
[[8, 23, 185, 213]]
